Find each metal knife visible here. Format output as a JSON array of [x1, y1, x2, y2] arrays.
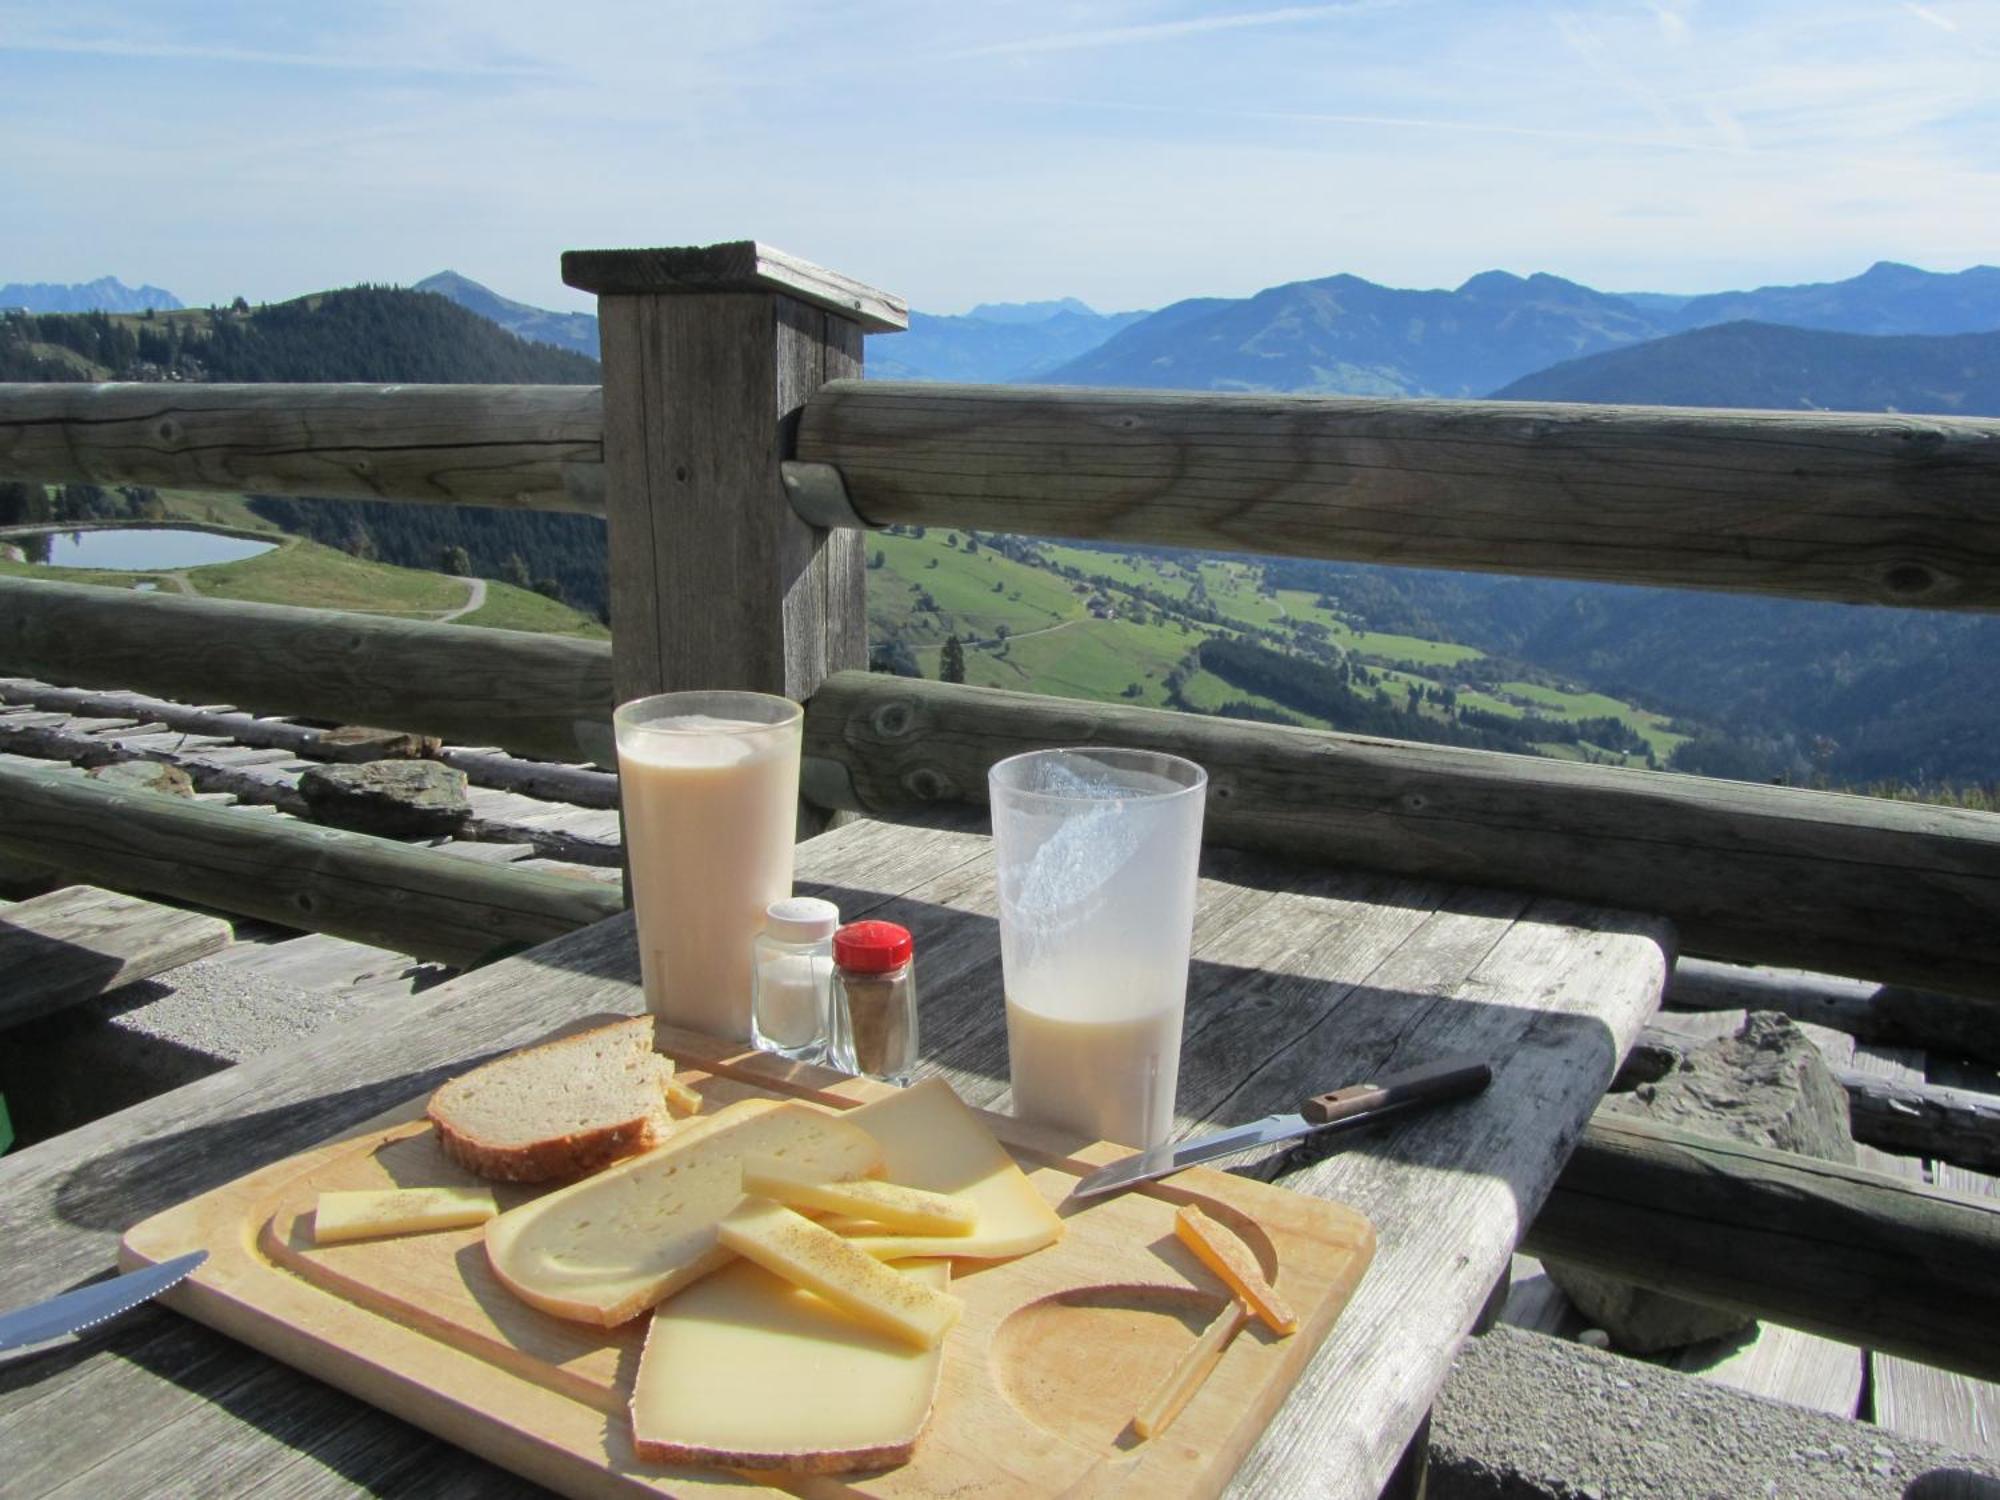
[[1071, 1055, 1492, 1200], [0, 1251, 207, 1352]]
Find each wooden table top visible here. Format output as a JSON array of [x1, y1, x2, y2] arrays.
[[0, 816, 1671, 1499]]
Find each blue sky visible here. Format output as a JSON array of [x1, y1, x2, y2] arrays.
[[1, 1, 1993, 315]]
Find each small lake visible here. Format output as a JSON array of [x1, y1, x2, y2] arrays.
[[25, 527, 278, 571]]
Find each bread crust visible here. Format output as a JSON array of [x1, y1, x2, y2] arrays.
[[425, 1019, 672, 1183]]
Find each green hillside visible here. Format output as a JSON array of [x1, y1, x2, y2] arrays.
[[868, 528, 1683, 768], [0, 529, 607, 639]]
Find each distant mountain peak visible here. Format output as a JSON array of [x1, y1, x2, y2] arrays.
[[962, 297, 1101, 325], [414, 271, 598, 360], [0, 276, 183, 314], [1456, 269, 1527, 295]]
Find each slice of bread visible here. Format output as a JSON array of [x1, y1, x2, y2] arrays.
[[427, 1017, 673, 1182]]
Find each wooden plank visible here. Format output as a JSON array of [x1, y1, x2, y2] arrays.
[[0, 578, 612, 763], [1668, 956, 2000, 1068], [1669, 1322, 1863, 1420], [119, 1068, 1372, 1500], [0, 761, 622, 967], [795, 381, 2000, 609], [563, 240, 907, 333], [804, 671, 2000, 996], [1525, 1106, 2000, 1381], [593, 292, 868, 708], [0, 885, 231, 1027], [1858, 1046, 2000, 1457], [0, 382, 604, 512], [1625, 1020, 2000, 1173]]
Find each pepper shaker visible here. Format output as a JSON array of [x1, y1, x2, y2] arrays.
[[827, 920, 918, 1086]]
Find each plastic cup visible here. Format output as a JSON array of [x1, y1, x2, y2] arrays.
[[989, 747, 1208, 1150], [614, 691, 802, 1040]]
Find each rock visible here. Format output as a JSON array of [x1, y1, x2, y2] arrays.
[[297, 761, 470, 838], [1545, 1012, 1854, 1353], [313, 725, 442, 763], [86, 760, 196, 797]]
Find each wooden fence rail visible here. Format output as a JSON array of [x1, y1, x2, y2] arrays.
[[0, 764, 622, 967], [796, 381, 2000, 610], [801, 672, 2000, 996], [0, 382, 605, 512], [0, 577, 612, 763]]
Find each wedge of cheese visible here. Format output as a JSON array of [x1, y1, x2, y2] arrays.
[[839, 1078, 1063, 1261], [717, 1201, 962, 1350], [742, 1158, 977, 1236], [313, 1187, 497, 1245], [484, 1098, 882, 1326], [631, 1258, 951, 1472]]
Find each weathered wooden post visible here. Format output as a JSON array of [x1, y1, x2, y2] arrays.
[[560, 243, 905, 766]]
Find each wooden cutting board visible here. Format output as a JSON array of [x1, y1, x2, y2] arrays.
[[121, 1021, 1375, 1499]]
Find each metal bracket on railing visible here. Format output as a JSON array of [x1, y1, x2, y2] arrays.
[[780, 461, 876, 531]]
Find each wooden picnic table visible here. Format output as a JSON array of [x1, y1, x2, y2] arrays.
[[0, 816, 1671, 1499]]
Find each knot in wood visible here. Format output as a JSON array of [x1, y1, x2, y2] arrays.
[[902, 766, 958, 802], [1880, 562, 1940, 600], [870, 700, 916, 738], [156, 418, 181, 443]]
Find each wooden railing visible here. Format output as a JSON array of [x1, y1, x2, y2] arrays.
[[3, 238, 1999, 1378]]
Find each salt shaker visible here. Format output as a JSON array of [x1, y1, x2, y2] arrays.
[[751, 897, 840, 1061], [827, 920, 918, 1086]]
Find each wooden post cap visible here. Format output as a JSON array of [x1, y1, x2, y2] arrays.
[[561, 241, 907, 333]]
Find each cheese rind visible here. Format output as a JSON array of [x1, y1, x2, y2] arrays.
[[742, 1158, 977, 1236], [716, 1201, 962, 1350], [484, 1098, 882, 1326], [842, 1077, 1063, 1260], [631, 1258, 951, 1472], [312, 1187, 497, 1244], [1174, 1202, 1298, 1335]]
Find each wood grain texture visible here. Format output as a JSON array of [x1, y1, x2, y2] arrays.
[[795, 380, 2000, 609], [594, 293, 867, 710], [1856, 1048, 2000, 1459], [1624, 1023, 2000, 1174], [0, 578, 613, 763], [121, 1062, 1373, 1499], [0, 762, 621, 966], [1525, 1110, 2000, 1381], [562, 242, 907, 333], [0, 383, 604, 512], [1667, 956, 2000, 1067], [0, 884, 230, 1027], [803, 671, 2000, 995]]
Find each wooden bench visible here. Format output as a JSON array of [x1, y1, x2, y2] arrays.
[[0, 885, 231, 1029]]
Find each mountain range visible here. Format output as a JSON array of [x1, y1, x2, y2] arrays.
[[1, 276, 182, 314], [412, 271, 600, 359], [1038, 261, 2000, 399], [1495, 321, 2000, 417]]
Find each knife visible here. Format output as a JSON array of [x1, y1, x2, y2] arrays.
[[1071, 1055, 1492, 1200], [0, 1251, 207, 1352]]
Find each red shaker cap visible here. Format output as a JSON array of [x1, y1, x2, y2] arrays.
[[833, 920, 913, 973]]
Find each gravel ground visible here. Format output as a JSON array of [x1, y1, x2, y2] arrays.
[[1432, 1325, 2000, 1500]]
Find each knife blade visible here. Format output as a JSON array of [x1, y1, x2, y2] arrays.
[[1070, 1054, 1492, 1200], [0, 1251, 207, 1352]]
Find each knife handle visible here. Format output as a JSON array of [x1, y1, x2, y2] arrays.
[[1301, 1055, 1492, 1126]]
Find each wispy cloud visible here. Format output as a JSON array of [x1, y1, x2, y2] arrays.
[[941, 2, 1393, 60]]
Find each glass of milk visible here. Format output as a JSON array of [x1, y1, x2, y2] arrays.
[[613, 691, 803, 1040], [990, 747, 1208, 1150]]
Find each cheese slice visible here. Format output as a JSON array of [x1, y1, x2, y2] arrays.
[[842, 1077, 1063, 1260], [717, 1201, 962, 1350], [312, 1187, 497, 1245], [742, 1158, 977, 1236], [631, 1258, 951, 1472], [1174, 1202, 1298, 1335], [484, 1098, 882, 1326]]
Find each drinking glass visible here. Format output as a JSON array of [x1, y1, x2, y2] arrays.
[[989, 747, 1208, 1150], [614, 691, 802, 1040]]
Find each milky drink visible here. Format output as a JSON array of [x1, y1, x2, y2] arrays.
[[991, 748, 1208, 1152], [614, 695, 801, 1040]]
